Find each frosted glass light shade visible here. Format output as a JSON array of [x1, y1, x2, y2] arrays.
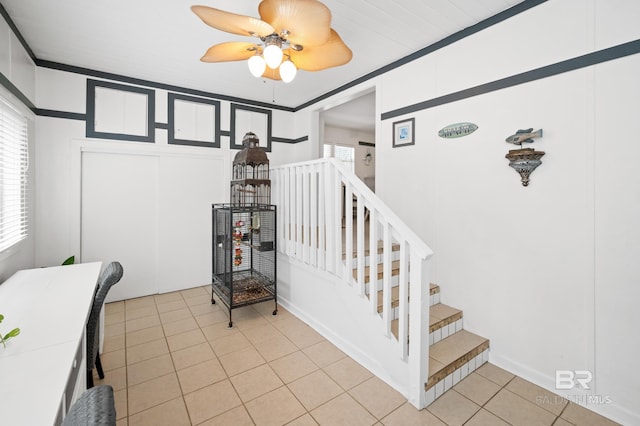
[[248, 55, 266, 77], [263, 44, 283, 69], [279, 60, 297, 83]]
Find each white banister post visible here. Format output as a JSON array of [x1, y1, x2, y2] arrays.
[[407, 253, 431, 409], [356, 193, 365, 295], [398, 240, 409, 360], [368, 208, 378, 314]]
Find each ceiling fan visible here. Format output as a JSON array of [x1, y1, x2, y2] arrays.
[[191, 0, 352, 83]]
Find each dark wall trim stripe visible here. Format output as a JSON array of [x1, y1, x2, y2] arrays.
[[358, 141, 375, 147], [294, 0, 547, 111], [36, 59, 295, 113], [35, 109, 85, 121], [155, 122, 168, 130], [272, 136, 309, 144], [0, 3, 36, 61], [0, 72, 36, 111], [381, 39, 640, 121]]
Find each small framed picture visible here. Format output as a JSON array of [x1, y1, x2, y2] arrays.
[[392, 117, 415, 148]]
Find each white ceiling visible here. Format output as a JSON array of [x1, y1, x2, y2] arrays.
[[2, 0, 522, 109]]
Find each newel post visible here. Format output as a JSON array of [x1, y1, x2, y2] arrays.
[[407, 252, 432, 409]]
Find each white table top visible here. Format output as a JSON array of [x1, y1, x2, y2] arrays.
[[0, 262, 102, 426]]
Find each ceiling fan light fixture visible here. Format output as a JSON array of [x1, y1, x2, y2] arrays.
[[248, 54, 267, 77], [263, 43, 283, 68], [279, 59, 297, 83]]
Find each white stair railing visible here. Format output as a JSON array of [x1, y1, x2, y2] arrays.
[[271, 157, 434, 409]]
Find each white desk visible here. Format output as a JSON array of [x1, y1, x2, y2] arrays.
[[0, 262, 102, 426]]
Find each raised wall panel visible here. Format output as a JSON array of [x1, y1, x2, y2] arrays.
[[230, 103, 272, 151], [0, 18, 10, 78]]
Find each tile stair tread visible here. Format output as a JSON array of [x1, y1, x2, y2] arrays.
[[353, 260, 400, 282], [390, 302, 463, 338], [427, 329, 490, 389], [376, 284, 441, 314], [342, 241, 401, 259]]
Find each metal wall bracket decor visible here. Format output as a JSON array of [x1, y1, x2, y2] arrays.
[[504, 128, 544, 186], [438, 122, 478, 139]]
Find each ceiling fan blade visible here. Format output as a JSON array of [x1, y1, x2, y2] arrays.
[[259, 0, 331, 46], [289, 29, 352, 71], [200, 42, 259, 62], [191, 5, 274, 37], [261, 67, 282, 81]]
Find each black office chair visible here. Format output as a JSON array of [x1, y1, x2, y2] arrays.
[[63, 385, 116, 426], [87, 261, 124, 388]]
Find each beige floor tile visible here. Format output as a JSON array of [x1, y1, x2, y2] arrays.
[[245, 386, 307, 426], [475, 363, 515, 386], [126, 338, 169, 365], [506, 376, 567, 416], [184, 380, 242, 425], [464, 408, 511, 426], [240, 322, 282, 344], [125, 296, 156, 311], [114, 388, 128, 420], [126, 325, 164, 347], [196, 310, 231, 328], [126, 314, 161, 333], [177, 358, 227, 394], [270, 350, 319, 384], [157, 299, 188, 314], [484, 389, 556, 426], [310, 393, 376, 426], [553, 418, 575, 426], [230, 364, 284, 402], [162, 316, 199, 337], [106, 301, 125, 314], [289, 370, 344, 411], [172, 342, 216, 370], [160, 307, 194, 324], [116, 418, 127, 426], [560, 402, 621, 426], [287, 413, 320, 426], [127, 373, 182, 415], [185, 294, 215, 308], [253, 300, 283, 317], [209, 331, 252, 356], [349, 376, 406, 419], [128, 396, 190, 426], [198, 405, 255, 426], [281, 322, 326, 349], [106, 310, 125, 325], [180, 286, 209, 299], [200, 317, 240, 338], [427, 390, 480, 426], [188, 301, 219, 316], [125, 305, 158, 321], [101, 349, 126, 371], [127, 353, 175, 387], [95, 365, 127, 391], [103, 334, 125, 353], [167, 328, 206, 352], [154, 291, 184, 304], [219, 346, 266, 376], [324, 357, 373, 390], [453, 372, 501, 406], [380, 402, 446, 426], [234, 313, 271, 330], [303, 340, 347, 368], [105, 322, 126, 338], [252, 333, 298, 362]]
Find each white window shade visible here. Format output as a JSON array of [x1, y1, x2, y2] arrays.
[[0, 97, 28, 253], [323, 144, 355, 173]]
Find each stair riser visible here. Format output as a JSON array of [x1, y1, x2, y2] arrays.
[[425, 348, 489, 406], [430, 319, 463, 346]]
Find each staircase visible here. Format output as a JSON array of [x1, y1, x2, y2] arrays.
[[272, 157, 488, 409], [347, 243, 490, 406]]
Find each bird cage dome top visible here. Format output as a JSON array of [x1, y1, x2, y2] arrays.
[[233, 132, 269, 166]]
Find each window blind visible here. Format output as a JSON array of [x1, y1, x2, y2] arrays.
[[323, 144, 355, 173], [0, 96, 29, 253]]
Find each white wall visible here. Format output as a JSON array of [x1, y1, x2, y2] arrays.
[[294, 0, 639, 423], [378, 1, 637, 423], [33, 67, 309, 300]]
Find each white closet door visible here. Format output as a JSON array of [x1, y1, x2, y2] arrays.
[[81, 151, 159, 302]]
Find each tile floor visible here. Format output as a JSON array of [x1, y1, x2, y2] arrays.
[[99, 286, 619, 425]]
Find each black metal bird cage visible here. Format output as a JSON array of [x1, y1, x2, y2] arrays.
[[230, 131, 271, 206]]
